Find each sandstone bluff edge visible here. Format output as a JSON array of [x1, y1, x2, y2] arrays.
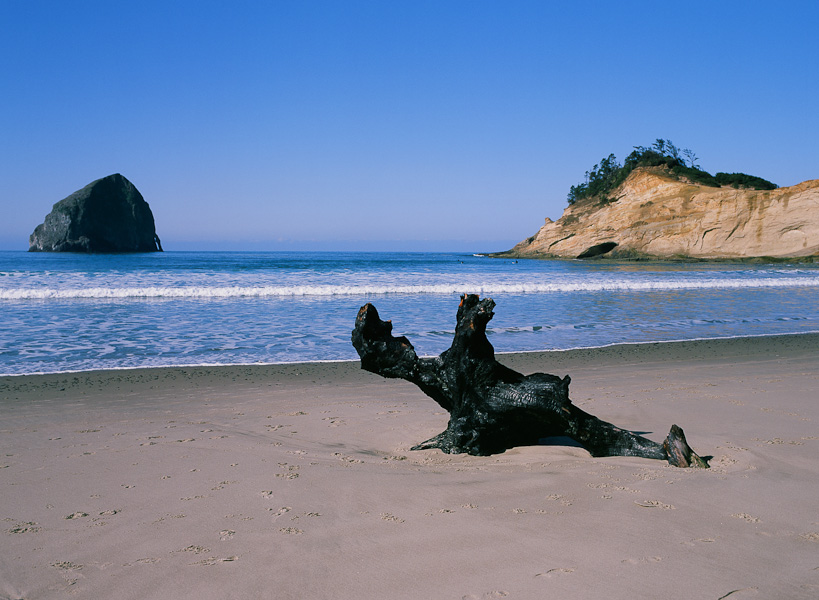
[[493, 169, 819, 261]]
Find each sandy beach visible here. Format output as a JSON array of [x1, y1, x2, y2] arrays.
[[2, 335, 818, 599]]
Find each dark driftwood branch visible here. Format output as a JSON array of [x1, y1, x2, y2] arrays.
[[351, 294, 708, 468]]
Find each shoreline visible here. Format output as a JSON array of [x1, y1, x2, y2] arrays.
[[2, 332, 818, 599], [487, 250, 819, 263], [3, 330, 819, 380]]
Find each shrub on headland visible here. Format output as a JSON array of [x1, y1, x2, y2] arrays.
[[566, 139, 777, 205], [713, 172, 778, 190]]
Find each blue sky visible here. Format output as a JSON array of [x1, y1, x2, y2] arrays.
[[2, 1, 817, 251]]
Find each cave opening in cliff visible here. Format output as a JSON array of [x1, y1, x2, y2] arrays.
[[577, 241, 618, 259]]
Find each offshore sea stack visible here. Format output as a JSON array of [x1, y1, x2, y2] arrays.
[[494, 169, 819, 260], [29, 174, 162, 253]]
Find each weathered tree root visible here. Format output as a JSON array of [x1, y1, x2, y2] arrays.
[[351, 294, 708, 468]]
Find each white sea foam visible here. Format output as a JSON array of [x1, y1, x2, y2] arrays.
[[2, 277, 819, 300], [3, 251, 819, 376]]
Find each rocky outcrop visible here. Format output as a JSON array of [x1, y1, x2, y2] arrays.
[[29, 174, 162, 253], [493, 169, 819, 260]]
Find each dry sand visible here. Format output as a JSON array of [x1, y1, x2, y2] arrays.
[[2, 335, 818, 599]]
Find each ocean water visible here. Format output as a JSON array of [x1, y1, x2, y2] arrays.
[[1, 251, 818, 376]]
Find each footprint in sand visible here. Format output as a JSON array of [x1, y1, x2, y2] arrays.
[[333, 452, 363, 464], [621, 556, 662, 565], [174, 545, 210, 555], [197, 556, 238, 565], [65, 512, 89, 520], [219, 530, 235, 541], [731, 513, 761, 523], [5, 521, 42, 534], [535, 568, 574, 578], [545, 494, 573, 507], [270, 507, 291, 521], [688, 537, 716, 544], [51, 561, 84, 584], [634, 500, 675, 510], [380, 512, 405, 523], [211, 480, 238, 490], [51, 561, 83, 571]]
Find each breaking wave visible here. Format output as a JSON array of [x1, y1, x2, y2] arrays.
[[3, 277, 819, 300]]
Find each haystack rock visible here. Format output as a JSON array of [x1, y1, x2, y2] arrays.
[[29, 174, 162, 253], [493, 169, 819, 261]]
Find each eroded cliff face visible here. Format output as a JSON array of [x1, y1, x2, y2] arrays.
[[496, 169, 819, 260]]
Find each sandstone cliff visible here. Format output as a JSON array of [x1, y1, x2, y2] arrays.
[[29, 174, 162, 253], [495, 169, 819, 260]]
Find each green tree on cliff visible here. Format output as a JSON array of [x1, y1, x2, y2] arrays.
[[566, 139, 777, 206]]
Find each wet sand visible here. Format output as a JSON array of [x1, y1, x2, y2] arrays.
[[2, 335, 818, 599]]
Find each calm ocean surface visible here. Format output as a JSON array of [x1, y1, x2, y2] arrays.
[[1, 251, 818, 376]]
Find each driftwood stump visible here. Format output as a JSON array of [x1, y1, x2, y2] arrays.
[[351, 294, 708, 468]]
